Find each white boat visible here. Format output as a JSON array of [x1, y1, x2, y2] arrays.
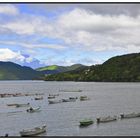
[[20, 125, 46, 136], [97, 116, 117, 123], [120, 112, 140, 119], [26, 107, 41, 113], [48, 100, 62, 104]]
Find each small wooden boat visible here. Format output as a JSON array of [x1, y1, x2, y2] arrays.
[[48, 100, 62, 104], [48, 96, 55, 99], [49, 94, 59, 97], [79, 119, 93, 127], [59, 89, 82, 92], [35, 97, 43, 100], [7, 104, 18, 107], [16, 103, 30, 108], [20, 125, 46, 136], [120, 112, 140, 119], [97, 116, 117, 123], [80, 96, 89, 101], [7, 111, 23, 114], [62, 98, 77, 102], [69, 97, 78, 100], [26, 107, 41, 113]]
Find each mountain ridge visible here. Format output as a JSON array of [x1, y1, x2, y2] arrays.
[[36, 64, 87, 74], [44, 52, 140, 82], [0, 61, 43, 80]]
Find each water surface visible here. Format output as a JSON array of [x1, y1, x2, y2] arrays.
[[0, 81, 140, 137]]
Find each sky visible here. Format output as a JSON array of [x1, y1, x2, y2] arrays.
[[0, 4, 140, 69]]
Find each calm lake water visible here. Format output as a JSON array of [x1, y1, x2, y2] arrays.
[[0, 81, 140, 137]]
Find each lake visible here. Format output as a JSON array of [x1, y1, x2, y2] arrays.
[[0, 81, 140, 137]]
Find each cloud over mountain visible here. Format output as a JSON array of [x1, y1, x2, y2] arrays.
[[0, 48, 44, 68]]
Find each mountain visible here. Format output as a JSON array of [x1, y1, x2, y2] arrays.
[[21, 59, 45, 69], [0, 61, 44, 80], [44, 53, 140, 82], [36, 64, 87, 74]]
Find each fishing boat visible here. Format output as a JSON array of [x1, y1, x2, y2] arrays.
[[48, 96, 55, 99], [48, 100, 62, 104], [49, 94, 59, 97], [7, 104, 18, 107], [26, 107, 41, 113], [16, 103, 30, 108], [120, 112, 140, 119], [97, 116, 117, 123], [20, 125, 46, 137], [69, 97, 78, 100], [80, 96, 89, 101], [34, 97, 43, 100], [62, 98, 77, 102], [79, 119, 93, 127], [59, 89, 82, 92]]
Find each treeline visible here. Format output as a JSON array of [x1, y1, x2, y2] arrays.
[[44, 53, 140, 82]]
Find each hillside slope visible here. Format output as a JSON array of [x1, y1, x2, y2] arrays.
[[44, 53, 140, 82], [0, 61, 43, 80], [36, 64, 87, 74]]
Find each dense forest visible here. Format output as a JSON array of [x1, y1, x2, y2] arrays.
[[44, 53, 140, 82]]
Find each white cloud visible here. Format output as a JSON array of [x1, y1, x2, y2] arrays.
[[57, 8, 140, 32], [0, 6, 140, 66], [1, 7, 140, 53], [0, 40, 65, 50], [1, 14, 53, 36], [0, 5, 19, 15], [0, 48, 25, 62], [0, 48, 45, 68], [53, 8, 140, 53], [0, 48, 39, 64], [3, 21, 35, 35]]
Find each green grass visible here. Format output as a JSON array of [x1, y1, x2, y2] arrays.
[[37, 65, 58, 71]]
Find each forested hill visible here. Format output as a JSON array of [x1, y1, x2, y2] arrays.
[[36, 64, 87, 74], [44, 53, 140, 82], [0, 61, 43, 80]]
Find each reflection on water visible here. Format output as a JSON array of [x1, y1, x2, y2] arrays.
[[0, 81, 139, 136]]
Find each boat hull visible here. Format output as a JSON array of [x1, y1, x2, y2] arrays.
[[35, 97, 43, 100], [97, 117, 117, 123], [16, 103, 30, 107], [20, 126, 46, 137], [27, 108, 41, 113], [80, 96, 89, 101], [120, 113, 140, 119], [48, 96, 55, 99], [62, 99, 77, 102], [48, 100, 62, 104], [7, 104, 18, 106], [79, 120, 93, 127]]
